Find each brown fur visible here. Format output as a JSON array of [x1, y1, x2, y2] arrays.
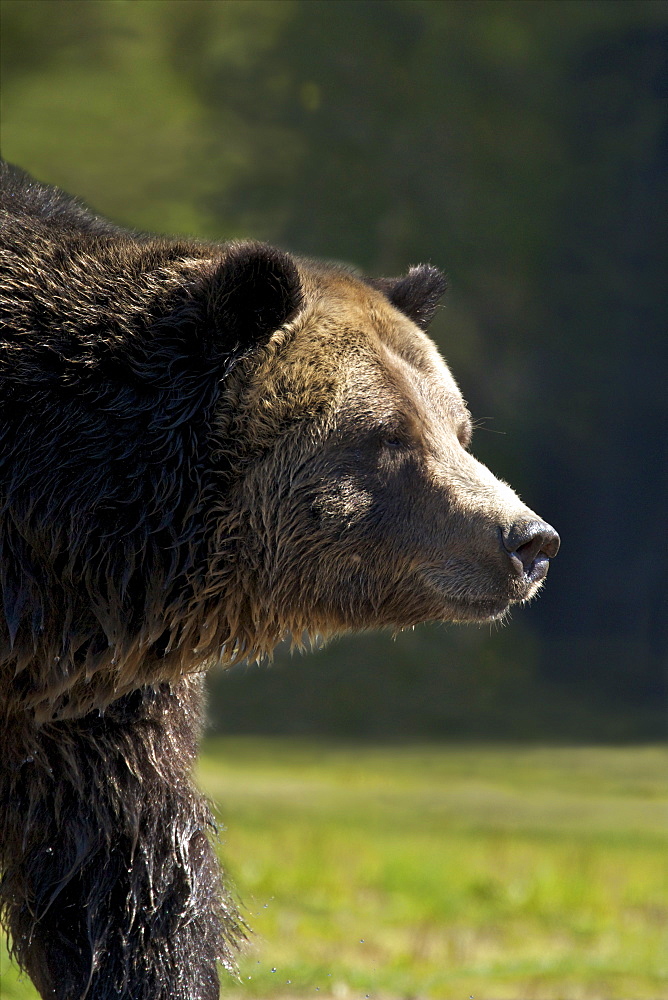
[[0, 162, 558, 998]]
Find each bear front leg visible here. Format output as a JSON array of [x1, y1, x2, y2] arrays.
[[0, 675, 243, 1000]]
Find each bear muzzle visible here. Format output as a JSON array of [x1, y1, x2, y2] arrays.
[[418, 513, 560, 622]]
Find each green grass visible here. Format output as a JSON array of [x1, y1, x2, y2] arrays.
[[1, 741, 667, 999]]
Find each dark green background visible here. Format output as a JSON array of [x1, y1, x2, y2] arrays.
[[2, 0, 666, 740]]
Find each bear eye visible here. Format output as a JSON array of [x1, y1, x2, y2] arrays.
[[382, 435, 403, 449], [378, 429, 405, 450]]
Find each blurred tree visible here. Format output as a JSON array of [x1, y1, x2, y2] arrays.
[[1, 0, 665, 738], [537, 20, 668, 708]]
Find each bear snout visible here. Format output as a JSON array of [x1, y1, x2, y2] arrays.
[[500, 519, 560, 583]]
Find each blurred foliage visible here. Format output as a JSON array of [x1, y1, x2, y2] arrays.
[[1, 0, 666, 739]]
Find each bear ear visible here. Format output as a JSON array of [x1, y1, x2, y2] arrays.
[[370, 264, 446, 330], [200, 241, 302, 355], [123, 243, 302, 387]]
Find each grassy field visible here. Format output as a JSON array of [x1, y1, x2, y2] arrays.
[[1, 741, 666, 999]]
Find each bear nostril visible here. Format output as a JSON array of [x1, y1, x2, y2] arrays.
[[502, 520, 560, 574]]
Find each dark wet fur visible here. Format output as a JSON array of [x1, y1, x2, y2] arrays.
[[1, 676, 242, 999], [0, 163, 300, 998], [0, 161, 302, 722]]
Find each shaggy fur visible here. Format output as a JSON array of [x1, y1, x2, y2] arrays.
[[0, 162, 558, 999], [2, 676, 239, 999]]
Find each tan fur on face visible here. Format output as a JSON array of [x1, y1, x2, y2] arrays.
[[201, 263, 548, 666]]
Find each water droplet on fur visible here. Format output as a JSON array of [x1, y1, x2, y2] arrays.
[[21, 756, 34, 765], [271, 968, 276, 973]]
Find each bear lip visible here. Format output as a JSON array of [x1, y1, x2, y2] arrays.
[[526, 552, 551, 585], [509, 550, 550, 585], [417, 570, 518, 622], [417, 559, 547, 623]]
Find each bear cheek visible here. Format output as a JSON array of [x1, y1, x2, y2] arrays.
[[297, 471, 435, 622], [309, 474, 376, 528]]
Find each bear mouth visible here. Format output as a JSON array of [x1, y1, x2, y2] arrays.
[[417, 563, 546, 623]]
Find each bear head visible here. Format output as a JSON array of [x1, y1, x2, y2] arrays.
[[198, 245, 559, 659], [0, 168, 559, 718]]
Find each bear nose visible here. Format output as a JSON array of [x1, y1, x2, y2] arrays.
[[501, 519, 560, 577]]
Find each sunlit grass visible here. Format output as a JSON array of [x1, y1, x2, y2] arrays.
[[2, 742, 667, 998]]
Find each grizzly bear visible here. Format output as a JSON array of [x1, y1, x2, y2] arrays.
[[0, 161, 559, 999]]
